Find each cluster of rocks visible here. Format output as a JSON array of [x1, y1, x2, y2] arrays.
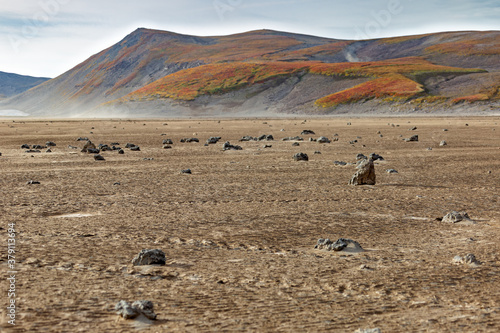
[[222, 141, 242, 151], [125, 143, 140, 151], [180, 138, 199, 143], [239, 134, 274, 142], [115, 300, 157, 320], [21, 142, 56, 153], [315, 238, 364, 252]]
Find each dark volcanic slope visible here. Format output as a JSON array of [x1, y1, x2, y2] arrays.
[[0, 71, 50, 98], [2, 29, 499, 116]]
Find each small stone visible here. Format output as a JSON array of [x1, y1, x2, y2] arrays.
[[45, 149, 52, 153], [132, 249, 166, 266], [301, 130, 315, 135], [26, 180, 41, 185], [369, 153, 384, 161], [130, 146, 141, 151], [46, 141, 57, 147], [118, 149, 125, 154], [162, 139, 173, 145], [181, 169, 192, 174], [292, 142, 300, 147], [163, 145, 172, 149], [333, 161, 347, 166], [314, 151, 321, 154], [386, 169, 398, 174], [440, 140, 447, 146], [94, 154, 105, 161], [354, 329, 381, 333]]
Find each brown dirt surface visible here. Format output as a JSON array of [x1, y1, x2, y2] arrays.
[[1, 117, 499, 332]]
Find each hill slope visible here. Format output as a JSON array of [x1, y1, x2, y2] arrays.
[[1, 29, 499, 117], [0, 71, 50, 99]]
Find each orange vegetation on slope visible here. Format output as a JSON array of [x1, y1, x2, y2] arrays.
[[118, 57, 485, 107], [425, 32, 500, 56], [315, 74, 424, 107], [125, 62, 309, 101]]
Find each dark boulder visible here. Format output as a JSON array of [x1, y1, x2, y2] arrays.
[[293, 153, 309, 161], [131, 249, 166, 266]]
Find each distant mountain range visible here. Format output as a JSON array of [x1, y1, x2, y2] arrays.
[[1, 28, 499, 117], [0, 71, 50, 99]]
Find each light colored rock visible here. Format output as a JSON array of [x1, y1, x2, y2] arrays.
[[453, 254, 481, 267], [354, 329, 381, 333], [115, 300, 157, 320], [349, 158, 376, 185], [442, 211, 475, 224], [315, 238, 363, 252]]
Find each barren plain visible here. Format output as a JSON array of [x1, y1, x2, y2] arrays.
[[0, 117, 499, 332]]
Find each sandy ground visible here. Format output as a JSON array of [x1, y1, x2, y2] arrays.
[[0, 116, 499, 332]]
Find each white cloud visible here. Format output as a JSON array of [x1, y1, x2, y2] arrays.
[[0, 0, 498, 77]]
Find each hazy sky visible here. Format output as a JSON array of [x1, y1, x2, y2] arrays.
[[1, 0, 499, 77]]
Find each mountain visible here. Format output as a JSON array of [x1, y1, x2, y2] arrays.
[[1, 28, 499, 117], [0, 71, 50, 99]]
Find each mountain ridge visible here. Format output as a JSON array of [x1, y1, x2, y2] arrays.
[[0, 71, 51, 99], [1, 28, 499, 117]]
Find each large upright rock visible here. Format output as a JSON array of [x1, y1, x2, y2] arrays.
[[349, 158, 376, 185]]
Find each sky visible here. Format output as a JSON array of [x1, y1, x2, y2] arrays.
[[0, 0, 499, 78]]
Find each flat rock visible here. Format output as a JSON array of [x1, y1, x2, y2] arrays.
[[441, 211, 476, 225], [316, 238, 364, 252]]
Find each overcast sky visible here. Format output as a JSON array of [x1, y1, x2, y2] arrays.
[[1, 0, 499, 77]]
